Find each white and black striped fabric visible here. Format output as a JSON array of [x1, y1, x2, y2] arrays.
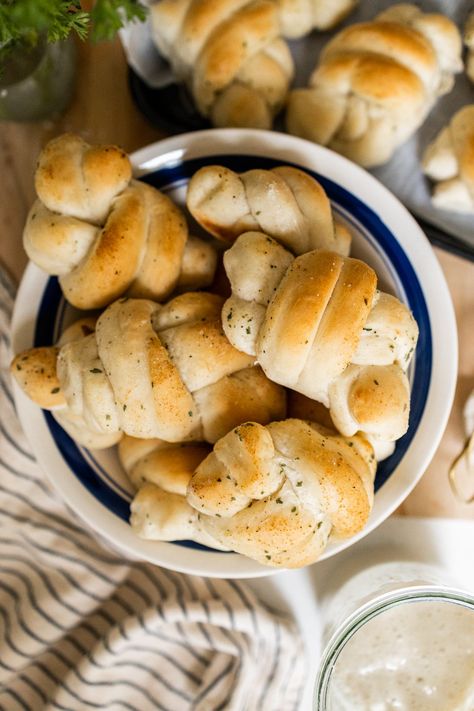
[[0, 269, 306, 711]]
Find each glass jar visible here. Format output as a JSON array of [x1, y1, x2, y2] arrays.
[[314, 560, 474, 710], [0, 36, 76, 121]]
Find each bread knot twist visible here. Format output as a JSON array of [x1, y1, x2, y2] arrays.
[[183, 419, 376, 567], [277, 0, 357, 39], [422, 105, 474, 214], [151, 0, 294, 128], [287, 3, 462, 167], [11, 292, 286, 447], [125, 420, 376, 566], [222, 232, 418, 446], [187, 164, 351, 254], [119, 436, 229, 549], [23, 134, 216, 309]]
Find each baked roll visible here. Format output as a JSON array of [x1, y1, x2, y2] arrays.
[[277, 0, 357, 39], [422, 105, 474, 213], [221, 232, 418, 447], [119, 436, 228, 548], [287, 386, 402, 462], [127, 419, 376, 568], [11, 292, 286, 447], [287, 4, 462, 167], [23, 134, 216, 309], [187, 164, 351, 254], [150, 0, 294, 129], [129, 420, 376, 568], [11, 316, 121, 450]]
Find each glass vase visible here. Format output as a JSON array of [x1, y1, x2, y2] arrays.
[[0, 36, 76, 122]]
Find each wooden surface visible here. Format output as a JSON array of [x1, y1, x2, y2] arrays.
[[1, 38, 473, 520]]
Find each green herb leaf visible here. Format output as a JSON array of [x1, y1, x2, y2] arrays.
[[90, 0, 146, 42], [0, 0, 147, 53]]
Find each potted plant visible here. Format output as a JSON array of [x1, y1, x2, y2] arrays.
[[0, 0, 146, 121]]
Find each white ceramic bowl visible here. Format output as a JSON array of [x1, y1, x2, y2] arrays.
[[11, 129, 457, 578]]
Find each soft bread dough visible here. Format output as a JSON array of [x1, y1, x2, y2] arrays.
[[286, 4, 462, 167], [422, 105, 474, 213]]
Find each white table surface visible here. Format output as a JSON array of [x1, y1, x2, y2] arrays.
[[245, 516, 474, 710]]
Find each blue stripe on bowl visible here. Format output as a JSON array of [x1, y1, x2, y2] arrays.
[[34, 153, 432, 552], [81, 447, 133, 500]]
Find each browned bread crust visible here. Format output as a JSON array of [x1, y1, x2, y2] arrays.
[[187, 164, 351, 254], [186, 419, 376, 567], [24, 134, 216, 309], [150, 0, 293, 129], [287, 4, 462, 167], [11, 293, 286, 447]]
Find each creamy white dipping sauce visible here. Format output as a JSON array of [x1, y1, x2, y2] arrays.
[[328, 601, 474, 710]]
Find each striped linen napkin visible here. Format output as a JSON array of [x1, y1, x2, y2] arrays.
[[0, 268, 306, 711]]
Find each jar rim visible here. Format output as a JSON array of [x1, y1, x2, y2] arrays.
[[313, 585, 474, 711]]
